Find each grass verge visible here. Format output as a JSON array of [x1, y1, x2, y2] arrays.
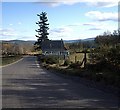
[[0, 55, 23, 66], [37, 55, 120, 90], [40, 63, 119, 95]]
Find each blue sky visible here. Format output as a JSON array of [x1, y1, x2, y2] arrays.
[[1, 0, 118, 40]]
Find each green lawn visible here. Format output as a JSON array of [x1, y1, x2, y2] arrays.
[[0, 55, 22, 66]]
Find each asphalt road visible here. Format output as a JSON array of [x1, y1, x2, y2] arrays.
[[2, 56, 119, 108]]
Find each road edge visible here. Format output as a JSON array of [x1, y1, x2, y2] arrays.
[[0, 57, 24, 68]]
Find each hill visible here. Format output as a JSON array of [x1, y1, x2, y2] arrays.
[[63, 38, 95, 43], [1, 38, 95, 44], [1, 40, 35, 45]]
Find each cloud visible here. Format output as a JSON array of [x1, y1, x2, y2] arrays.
[[16, 35, 36, 41], [83, 21, 117, 32], [0, 28, 19, 40], [2, 0, 119, 7], [18, 22, 22, 25], [9, 24, 13, 26], [0, 28, 36, 40], [49, 26, 73, 40], [83, 22, 102, 31], [50, 26, 73, 34], [36, 1, 62, 7], [2, 0, 36, 2], [85, 11, 118, 22], [83, 22, 98, 26], [66, 23, 81, 27], [85, 0, 118, 7], [35, 0, 119, 7], [0, 28, 18, 37], [89, 28, 102, 30]]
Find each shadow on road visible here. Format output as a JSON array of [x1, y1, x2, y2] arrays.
[[2, 56, 119, 108]]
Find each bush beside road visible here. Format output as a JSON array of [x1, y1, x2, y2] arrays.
[[37, 54, 120, 95]]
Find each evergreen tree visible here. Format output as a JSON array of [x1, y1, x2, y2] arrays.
[[35, 12, 49, 49]]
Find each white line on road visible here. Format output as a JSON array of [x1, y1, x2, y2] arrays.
[[36, 64, 40, 68], [35, 60, 40, 68]]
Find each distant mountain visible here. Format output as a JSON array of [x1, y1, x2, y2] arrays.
[[1, 38, 95, 44], [82, 38, 95, 41], [64, 39, 80, 43], [1, 40, 36, 45], [64, 38, 95, 43]]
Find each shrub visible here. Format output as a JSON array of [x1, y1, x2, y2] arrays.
[[95, 74, 103, 82], [40, 57, 47, 63], [63, 59, 70, 66], [38, 55, 59, 64], [86, 60, 107, 72], [46, 56, 59, 64], [69, 61, 81, 69]]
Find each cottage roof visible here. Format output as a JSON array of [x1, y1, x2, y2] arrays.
[[41, 40, 67, 51]]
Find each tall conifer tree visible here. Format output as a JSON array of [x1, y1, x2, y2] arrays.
[[35, 12, 49, 49]]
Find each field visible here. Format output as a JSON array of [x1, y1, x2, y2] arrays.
[[50, 53, 88, 65], [69, 53, 89, 63], [1, 55, 22, 66]]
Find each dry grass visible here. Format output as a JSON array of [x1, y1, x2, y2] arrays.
[[69, 53, 88, 63], [1, 55, 22, 66]]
